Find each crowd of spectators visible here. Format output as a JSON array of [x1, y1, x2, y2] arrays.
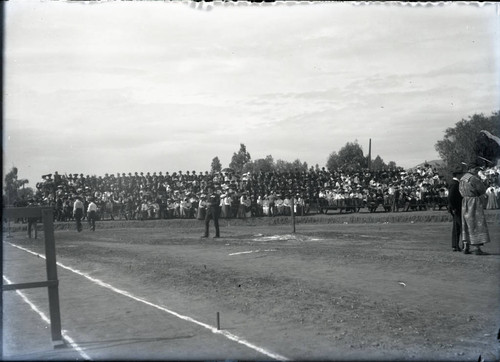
[[14, 164, 500, 222]]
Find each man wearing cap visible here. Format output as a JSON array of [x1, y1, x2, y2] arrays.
[[202, 186, 220, 238], [448, 167, 463, 251], [73, 196, 84, 232], [459, 163, 491, 255]]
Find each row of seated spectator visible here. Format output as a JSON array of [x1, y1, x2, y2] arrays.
[[14, 164, 500, 221]]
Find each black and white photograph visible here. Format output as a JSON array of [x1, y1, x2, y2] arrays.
[[2, 0, 500, 360]]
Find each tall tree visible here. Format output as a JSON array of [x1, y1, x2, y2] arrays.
[[274, 159, 308, 173], [371, 155, 386, 171], [4, 166, 31, 205], [327, 141, 367, 172], [274, 160, 289, 173], [387, 161, 397, 169], [246, 155, 274, 173], [326, 151, 340, 171], [229, 143, 251, 174], [291, 159, 308, 172], [210, 156, 222, 174], [435, 111, 500, 168], [18, 187, 34, 200], [4, 167, 18, 205]]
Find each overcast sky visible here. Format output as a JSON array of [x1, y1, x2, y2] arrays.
[[3, 1, 499, 187]]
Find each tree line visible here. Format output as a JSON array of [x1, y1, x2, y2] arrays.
[[4, 110, 500, 205], [211, 144, 311, 175], [209, 110, 499, 175], [213, 141, 399, 176]]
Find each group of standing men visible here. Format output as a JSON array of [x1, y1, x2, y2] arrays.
[[72, 196, 98, 232], [448, 163, 491, 255], [70, 186, 222, 237]]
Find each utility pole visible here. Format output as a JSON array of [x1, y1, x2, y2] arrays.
[[367, 138, 372, 170]]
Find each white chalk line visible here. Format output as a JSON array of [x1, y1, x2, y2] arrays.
[[229, 249, 277, 256], [252, 234, 323, 242], [2, 275, 91, 361], [5, 242, 289, 361]]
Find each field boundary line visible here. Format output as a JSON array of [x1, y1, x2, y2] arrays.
[[5, 242, 290, 361], [229, 249, 278, 256], [2, 275, 91, 360]]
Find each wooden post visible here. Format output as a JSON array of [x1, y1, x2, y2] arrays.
[[6, 219, 13, 238], [2, 207, 64, 348], [368, 138, 372, 171], [42, 208, 64, 347]]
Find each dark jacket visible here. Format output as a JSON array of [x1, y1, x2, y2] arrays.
[[206, 193, 220, 208], [448, 179, 462, 214]]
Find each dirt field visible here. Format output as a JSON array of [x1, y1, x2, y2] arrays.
[[3, 211, 500, 360]]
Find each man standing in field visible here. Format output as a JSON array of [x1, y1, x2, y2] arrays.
[[73, 195, 84, 232], [448, 167, 463, 252], [459, 163, 490, 255], [87, 198, 98, 231], [203, 186, 220, 239]]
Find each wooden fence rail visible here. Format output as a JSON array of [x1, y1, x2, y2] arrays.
[[2, 207, 64, 348]]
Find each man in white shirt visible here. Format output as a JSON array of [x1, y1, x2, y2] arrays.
[[73, 196, 84, 232], [222, 192, 232, 219], [180, 198, 192, 219], [87, 198, 98, 231], [275, 194, 284, 216], [283, 196, 291, 216]]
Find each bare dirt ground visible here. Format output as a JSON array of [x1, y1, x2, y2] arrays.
[[3, 211, 500, 360]]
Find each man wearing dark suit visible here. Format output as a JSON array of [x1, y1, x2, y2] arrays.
[[203, 186, 221, 239], [448, 167, 464, 251]]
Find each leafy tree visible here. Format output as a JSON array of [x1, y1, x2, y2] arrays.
[[210, 156, 222, 174], [274, 159, 308, 173], [4, 166, 32, 205], [371, 155, 386, 171], [274, 160, 289, 173], [4, 167, 19, 205], [387, 161, 397, 169], [435, 111, 500, 169], [326, 151, 340, 171], [246, 155, 274, 173], [474, 130, 500, 166], [18, 187, 34, 200], [229, 143, 251, 174], [327, 141, 367, 172], [291, 159, 308, 172]]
